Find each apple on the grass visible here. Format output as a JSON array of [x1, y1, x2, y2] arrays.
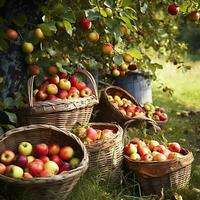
[[59, 146, 74, 161], [50, 155, 62, 167], [80, 87, 92, 97], [28, 160, 44, 177], [44, 161, 59, 175], [0, 150, 15, 165], [58, 79, 71, 91], [56, 90, 68, 99], [8, 165, 24, 178], [69, 158, 80, 169], [168, 142, 181, 153], [48, 144, 60, 155], [129, 153, 141, 161], [0, 163, 6, 174], [34, 143, 49, 157], [50, 75, 60, 85], [86, 128, 98, 141], [46, 84, 58, 95], [123, 144, 137, 155]]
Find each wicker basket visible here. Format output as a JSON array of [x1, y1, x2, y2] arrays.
[[98, 86, 158, 128], [0, 124, 88, 200], [85, 123, 124, 182], [18, 69, 98, 131], [124, 149, 194, 195]]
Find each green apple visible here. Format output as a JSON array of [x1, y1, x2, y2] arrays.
[[22, 42, 34, 54], [18, 142, 33, 156], [120, 63, 128, 71], [114, 95, 121, 102], [69, 158, 80, 169], [112, 69, 120, 77], [105, 8, 113, 17], [9, 165, 24, 178], [34, 28, 44, 40]]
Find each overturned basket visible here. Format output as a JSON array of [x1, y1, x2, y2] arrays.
[[86, 123, 124, 181], [98, 86, 157, 128], [18, 69, 98, 131], [0, 124, 88, 200], [124, 149, 194, 195]]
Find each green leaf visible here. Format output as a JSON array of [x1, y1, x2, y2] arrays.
[[100, 8, 107, 17], [38, 22, 57, 36], [0, 127, 4, 134], [53, 3, 64, 15], [62, 10, 76, 23], [126, 48, 143, 59], [0, 0, 5, 8], [3, 97, 15, 109], [120, 16, 133, 31], [2, 124, 15, 130], [4, 112, 17, 123], [85, 8, 100, 20], [121, 0, 132, 7], [13, 14, 27, 27], [113, 55, 123, 65], [0, 39, 8, 52]]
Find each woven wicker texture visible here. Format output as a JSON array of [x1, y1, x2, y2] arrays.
[[98, 86, 159, 128], [0, 124, 88, 200], [124, 150, 194, 195], [86, 123, 123, 181], [18, 69, 99, 131]]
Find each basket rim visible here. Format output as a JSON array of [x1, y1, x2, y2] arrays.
[[0, 124, 89, 184]]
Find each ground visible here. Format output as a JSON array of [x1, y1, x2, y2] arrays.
[[68, 61, 200, 200]]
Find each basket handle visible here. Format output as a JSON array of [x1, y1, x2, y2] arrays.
[[74, 68, 98, 100], [27, 68, 98, 107]]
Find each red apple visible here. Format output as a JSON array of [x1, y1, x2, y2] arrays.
[[168, 142, 181, 153], [48, 65, 58, 75], [126, 111, 133, 117], [23, 172, 33, 179], [58, 79, 71, 90], [100, 129, 114, 140], [47, 95, 57, 101], [135, 106, 144, 113], [153, 153, 167, 161], [86, 128, 98, 141], [112, 68, 120, 77], [79, 17, 92, 30], [68, 87, 80, 95], [80, 87, 92, 97], [141, 153, 153, 161], [0, 150, 15, 165], [6, 28, 18, 41], [33, 159, 44, 166], [39, 156, 50, 164], [153, 145, 166, 154], [75, 82, 86, 91], [36, 90, 48, 101], [44, 161, 59, 175], [5, 165, 14, 175], [58, 72, 68, 79], [168, 3, 180, 15], [188, 11, 200, 21], [128, 64, 137, 71], [28, 160, 44, 177], [68, 92, 80, 99], [148, 140, 160, 151], [34, 143, 49, 157], [123, 144, 137, 155], [129, 153, 141, 161], [59, 162, 71, 173], [138, 146, 151, 157], [69, 76, 79, 86], [59, 146, 74, 161], [130, 138, 141, 145], [38, 81, 49, 91], [30, 65, 40, 75], [50, 155, 62, 167], [120, 71, 126, 77], [48, 144, 60, 155], [56, 90, 68, 99], [163, 149, 171, 158], [102, 43, 113, 55], [39, 170, 51, 177], [159, 113, 168, 121], [14, 154, 27, 168], [168, 152, 176, 160], [0, 163, 6, 174], [126, 105, 136, 114], [119, 107, 127, 116], [50, 75, 60, 85]]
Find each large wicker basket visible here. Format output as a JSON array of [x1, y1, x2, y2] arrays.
[[18, 69, 98, 131], [124, 149, 194, 195], [85, 123, 124, 182], [0, 125, 88, 200], [97, 86, 157, 128]]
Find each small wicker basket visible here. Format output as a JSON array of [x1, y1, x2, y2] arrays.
[[98, 86, 158, 128], [18, 69, 98, 131], [0, 124, 88, 200], [85, 123, 124, 181]]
